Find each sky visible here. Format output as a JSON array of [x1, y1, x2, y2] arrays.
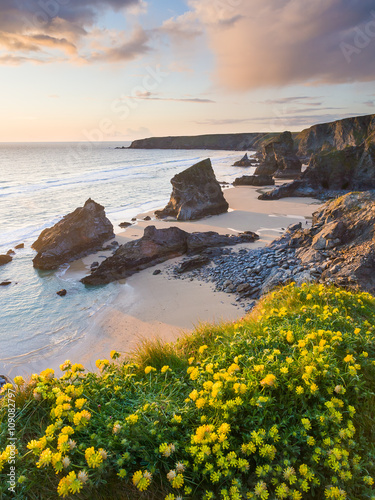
[[1, 0, 375, 142]]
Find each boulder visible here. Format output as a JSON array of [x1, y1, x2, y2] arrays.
[[255, 131, 302, 178], [155, 158, 229, 221], [32, 199, 114, 270], [186, 231, 259, 255], [233, 175, 275, 186], [15, 243, 24, 249], [0, 255, 12, 266], [119, 222, 132, 228], [56, 289, 67, 296], [81, 226, 259, 285], [0, 281, 11, 286], [81, 226, 188, 285], [176, 255, 210, 274], [233, 153, 255, 167], [7, 250, 15, 255]]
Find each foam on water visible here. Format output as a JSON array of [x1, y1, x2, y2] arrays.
[[0, 142, 254, 374]]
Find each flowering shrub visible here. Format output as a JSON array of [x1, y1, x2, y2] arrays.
[[1, 284, 375, 499]]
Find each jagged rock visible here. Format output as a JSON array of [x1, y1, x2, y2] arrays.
[[7, 250, 15, 255], [176, 255, 210, 274], [81, 226, 259, 285], [255, 131, 302, 178], [261, 268, 291, 295], [155, 158, 229, 221], [233, 175, 274, 186], [233, 153, 255, 167], [0, 281, 11, 286], [15, 243, 24, 249], [186, 231, 259, 255], [0, 255, 12, 266], [260, 141, 375, 200], [56, 289, 67, 296], [82, 226, 188, 285], [295, 113, 375, 156], [32, 199, 114, 270], [291, 192, 375, 293]]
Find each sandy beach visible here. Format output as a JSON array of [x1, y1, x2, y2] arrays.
[[11, 185, 321, 377]]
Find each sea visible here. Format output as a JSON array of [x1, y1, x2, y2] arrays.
[[0, 142, 254, 376]]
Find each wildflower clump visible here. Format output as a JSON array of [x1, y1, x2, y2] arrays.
[[0, 284, 375, 499]]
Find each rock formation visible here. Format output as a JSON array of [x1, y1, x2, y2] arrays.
[[254, 131, 302, 178], [0, 255, 12, 266], [129, 133, 277, 151], [259, 139, 375, 200], [81, 226, 259, 285], [155, 158, 229, 221], [233, 175, 275, 186], [232, 153, 255, 167], [32, 199, 114, 270], [295, 113, 375, 156], [287, 192, 375, 294]]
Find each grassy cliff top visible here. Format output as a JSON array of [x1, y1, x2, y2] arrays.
[[1, 283, 375, 499]]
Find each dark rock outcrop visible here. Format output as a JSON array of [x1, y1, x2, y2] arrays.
[[176, 255, 210, 274], [155, 158, 229, 221], [129, 133, 278, 151], [233, 153, 255, 167], [32, 199, 114, 270], [0, 255, 12, 266], [81, 226, 259, 285], [283, 192, 375, 294], [56, 289, 67, 297], [15, 243, 24, 249], [119, 222, 132, 228], [259, 140, 375, 200], [233, 175, 275, 186], [81, 226, 188, 285], [186, 231, 259, 255], [295, 113, 375, 156], [255, 131, 302, 178], [0, 281, 12, 286]]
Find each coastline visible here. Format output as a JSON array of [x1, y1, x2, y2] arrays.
[[8, 184, 321, 378]]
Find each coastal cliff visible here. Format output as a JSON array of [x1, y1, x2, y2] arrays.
[[128, 114, 375, 156], [129, 132, 277, 150], [295, 113, 375, 156]]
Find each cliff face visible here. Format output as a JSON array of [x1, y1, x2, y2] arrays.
[[129, 133, 278, 151], [295, 114, 375, 156]]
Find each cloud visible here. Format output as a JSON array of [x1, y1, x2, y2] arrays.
[[159, 11, 203, 41], [188, 0, 375, 89], [122, 91, 215, 103], [89, 26, 150, 62], [0, 0, 144, 65], [364, 100, 374, 107]]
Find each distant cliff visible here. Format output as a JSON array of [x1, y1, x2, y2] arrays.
[[128, 133, 278, 151], [128, 114, 375, 155], [295, 114, 375, 156]]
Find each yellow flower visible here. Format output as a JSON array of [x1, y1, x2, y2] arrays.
[[260, 374, 276, 387], [344, 355, 354, 363], [13, 376, 24, 386], [296, 386, 304, 395], [110, 350, 120, 359], [198, 345, 208, 354], [354, 328, 361, 335], [126, 414, 139, 424], [286, 331, 294, 343], [161, 365, 170, 373], [75, 398, 87, 409], [144, 366, 156, 374]]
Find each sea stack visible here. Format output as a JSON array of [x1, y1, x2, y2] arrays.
[[255, 131, 302, 179], [32, 199, 114, 270], [155, 158, 229, 221]]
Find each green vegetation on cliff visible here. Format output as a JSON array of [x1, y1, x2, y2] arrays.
[[1, 284, 375, 500]]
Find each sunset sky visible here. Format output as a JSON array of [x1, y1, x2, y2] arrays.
[[1, 0, 375, 142]]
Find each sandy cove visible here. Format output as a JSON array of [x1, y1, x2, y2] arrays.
[[13, 185, 321, 377]]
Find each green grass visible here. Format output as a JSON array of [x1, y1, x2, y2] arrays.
[[1, 283, 375, 500]]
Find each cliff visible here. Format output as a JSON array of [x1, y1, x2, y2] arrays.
[[128, 114, 375, 156], [295, 113, 375, 156], [129, 132, 278, 151]]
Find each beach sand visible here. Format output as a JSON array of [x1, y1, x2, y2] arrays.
[[13, 186, 321, 376]]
